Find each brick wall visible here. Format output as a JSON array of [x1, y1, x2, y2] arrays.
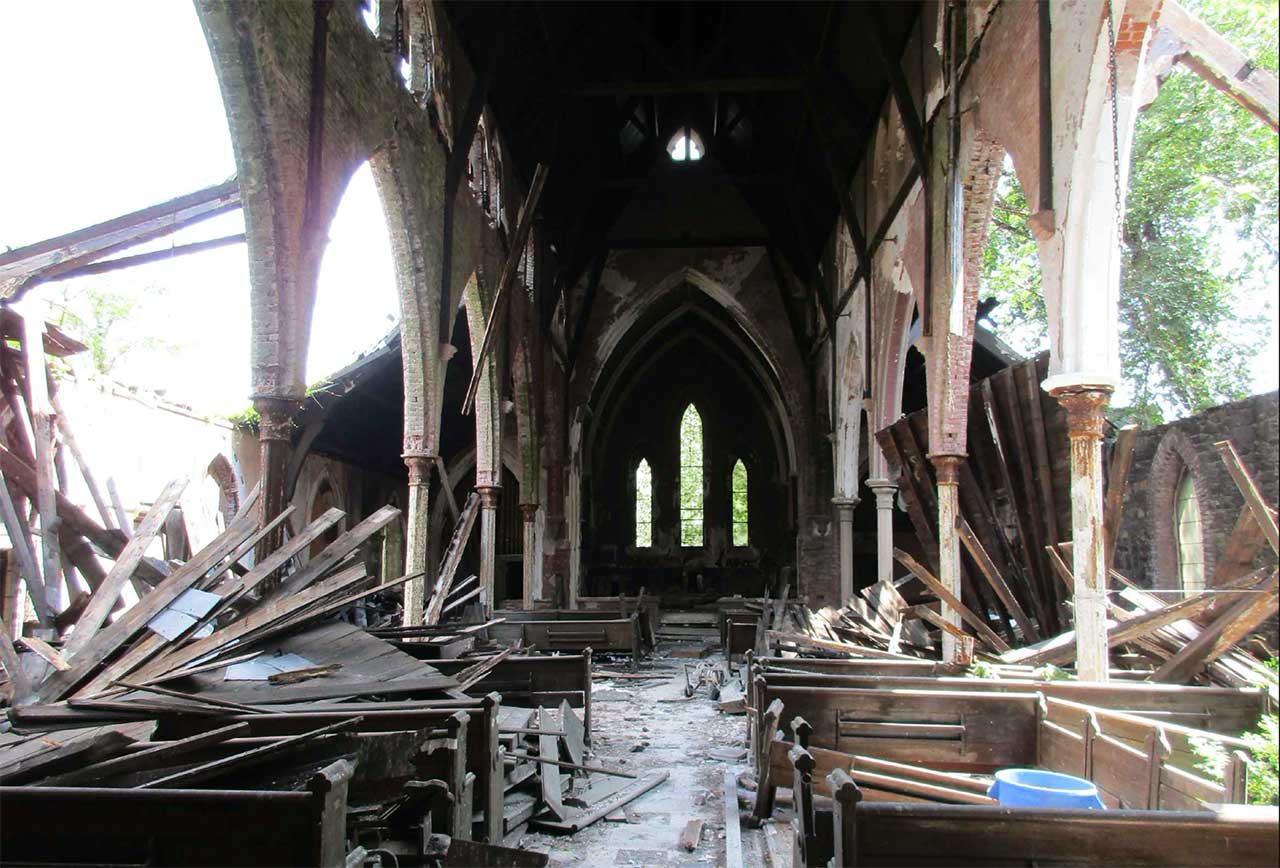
[[1113, 390, 1278, 589]]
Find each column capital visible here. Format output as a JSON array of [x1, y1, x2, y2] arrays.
[[865, 477, 896, 492], [831, 496, 858, 520], [866, 478, 898, 509], [519, 502, 539, 522], [476, 485, 502, 509], [251, 396, 299, 442], [402, 454, 436, 486], [928, 453, 966, 486], [1050, 386, 1112, 442]]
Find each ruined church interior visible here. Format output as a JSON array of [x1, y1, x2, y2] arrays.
[[0, 1, 1277, 866]]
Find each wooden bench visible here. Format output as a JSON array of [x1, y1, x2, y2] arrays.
[[428, 651, 593, 742], [490, 613, 643, 668], [0, 759, 354, 866], [805, 758, 1280, 867], [750, 658, 1267, 735], [157, 695, 505, 843]]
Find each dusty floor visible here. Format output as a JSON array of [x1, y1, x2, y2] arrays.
[[515, 648, 791, 868]]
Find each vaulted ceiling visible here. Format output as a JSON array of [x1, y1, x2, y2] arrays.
[[442, 0, 922, 292]]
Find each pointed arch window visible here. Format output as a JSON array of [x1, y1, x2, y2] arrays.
[[678, 405, 704, 546], [635, 459, 653, 548], [731, 459, 749, 547], [1175, 467, 1205, 596]]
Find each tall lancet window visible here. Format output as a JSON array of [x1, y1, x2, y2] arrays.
[[731, 459, 749, 546], [635, 459, 653, 548], [678, 405, 704, 546]]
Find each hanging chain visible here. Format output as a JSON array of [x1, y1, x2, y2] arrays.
[[1105, 0, 1125, 249]]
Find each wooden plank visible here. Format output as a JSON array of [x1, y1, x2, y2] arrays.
[[559, 699, 585, 767], [892, 549, 1010, 653], [424, 492, 479, 624], [0, 467, 52, 626], [274, 504, 398, 598], [463, 163, 550, 413], [36, 514, 261, 702], [1103, 425, 1139, 572], [723, 767, 743, 867], [22, 312, 61, 610], [1152, 569, 1279, 683], [65, 478, 188, 656], [137, 716, 362, 789], [529, 770, 668, 834], [1007, 567, 1271, 667], [18, 635, 68, 671], [679, 817, 705, 852], [1215, 440, 1278, 554], [35, 722, 251, 786], [0, 616, 31, 701], [957, 519, 1040, 642]]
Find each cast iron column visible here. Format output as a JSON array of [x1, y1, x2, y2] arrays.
[[930, 453, 966, 663], [477, 485, 501, 615], [402, 450, 433, 625], [1051, 386, 1113, 682], [866, 478, 898, 585], [832, 497, 858, 603]]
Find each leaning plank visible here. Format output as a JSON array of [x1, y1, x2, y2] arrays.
[[424, 492, 480, 625], [1152, 570, 1280, 683], [1103, 425, 1139, 572], [22, 311, 62, 608], [0, 616, 31, 701], [137, 716, 363, 789], [539, 706, 567, 821], [34, 721, 251, 786], [50, 391, 114, 529], [72, 507, 294, 698], [36, 514, 260, 702], [1215, 440, 1279, 554], [130, 564, 371, 683], [462, 163, 550, 414], [0, 472, 51, 626], [274, 505, 399, 598], [529, 770, 668, 834], [893, 549, 1010, 653], [1006, 567, 1271, 667], [957, 519, 1040, 642], [0, 443, 161, 585], [18, 635, 68, 671], [65, 477, 188, 656]]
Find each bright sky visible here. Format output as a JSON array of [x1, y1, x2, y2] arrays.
[[0, 0, 398, 416]]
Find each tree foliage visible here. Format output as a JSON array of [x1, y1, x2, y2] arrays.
[[981, 0, 1278, 426], [49, 283, 176, 378]]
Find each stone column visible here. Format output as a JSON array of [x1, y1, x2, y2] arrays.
[[1051, 386, 1113, 682], [520, 503, 541, 609], [477, 485, 501, 615], [253, 396, 298, 571], [402, 450, 433, 625], [930, 454, 966, 664], [866, 478, 898, 585], [832, 497, 858, 603]]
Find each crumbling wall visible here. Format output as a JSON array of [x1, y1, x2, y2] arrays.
[[1114, 390, 1279, 589]]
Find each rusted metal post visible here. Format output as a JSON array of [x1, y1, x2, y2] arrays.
[[1051, 386, 1113, 682], [931, 454, 966, 663], [520, 502, 541, 608], [832, 497, 858, 603], [253, 396, 298, 574], [401, 451, 433, 625], [477, 485, 501, 615], [867, 478, 898, 585]]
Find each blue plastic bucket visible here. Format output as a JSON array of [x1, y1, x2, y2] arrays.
[[987, 769, 1105, 810]]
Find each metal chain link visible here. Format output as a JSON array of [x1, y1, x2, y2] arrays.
[[1105, 0, 1125, 249]]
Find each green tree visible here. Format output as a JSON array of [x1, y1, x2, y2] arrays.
[[982, 0, 1278, 426], [48, 282, 176, 377]]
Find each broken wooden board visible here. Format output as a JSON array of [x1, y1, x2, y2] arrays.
[[558, 699, 585, 767], [529, 770, 669, 834], [538, 706, 567, 821]]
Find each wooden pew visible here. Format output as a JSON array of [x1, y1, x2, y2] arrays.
[[490, 614, 643, 669], [752, 683, 1039, 772], [156, 695, 505, 843], [0, 759, 354, 866], [751, 660, 1267, 735], [820, 764, 1279, 867], [428, 651, 593, 742]]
